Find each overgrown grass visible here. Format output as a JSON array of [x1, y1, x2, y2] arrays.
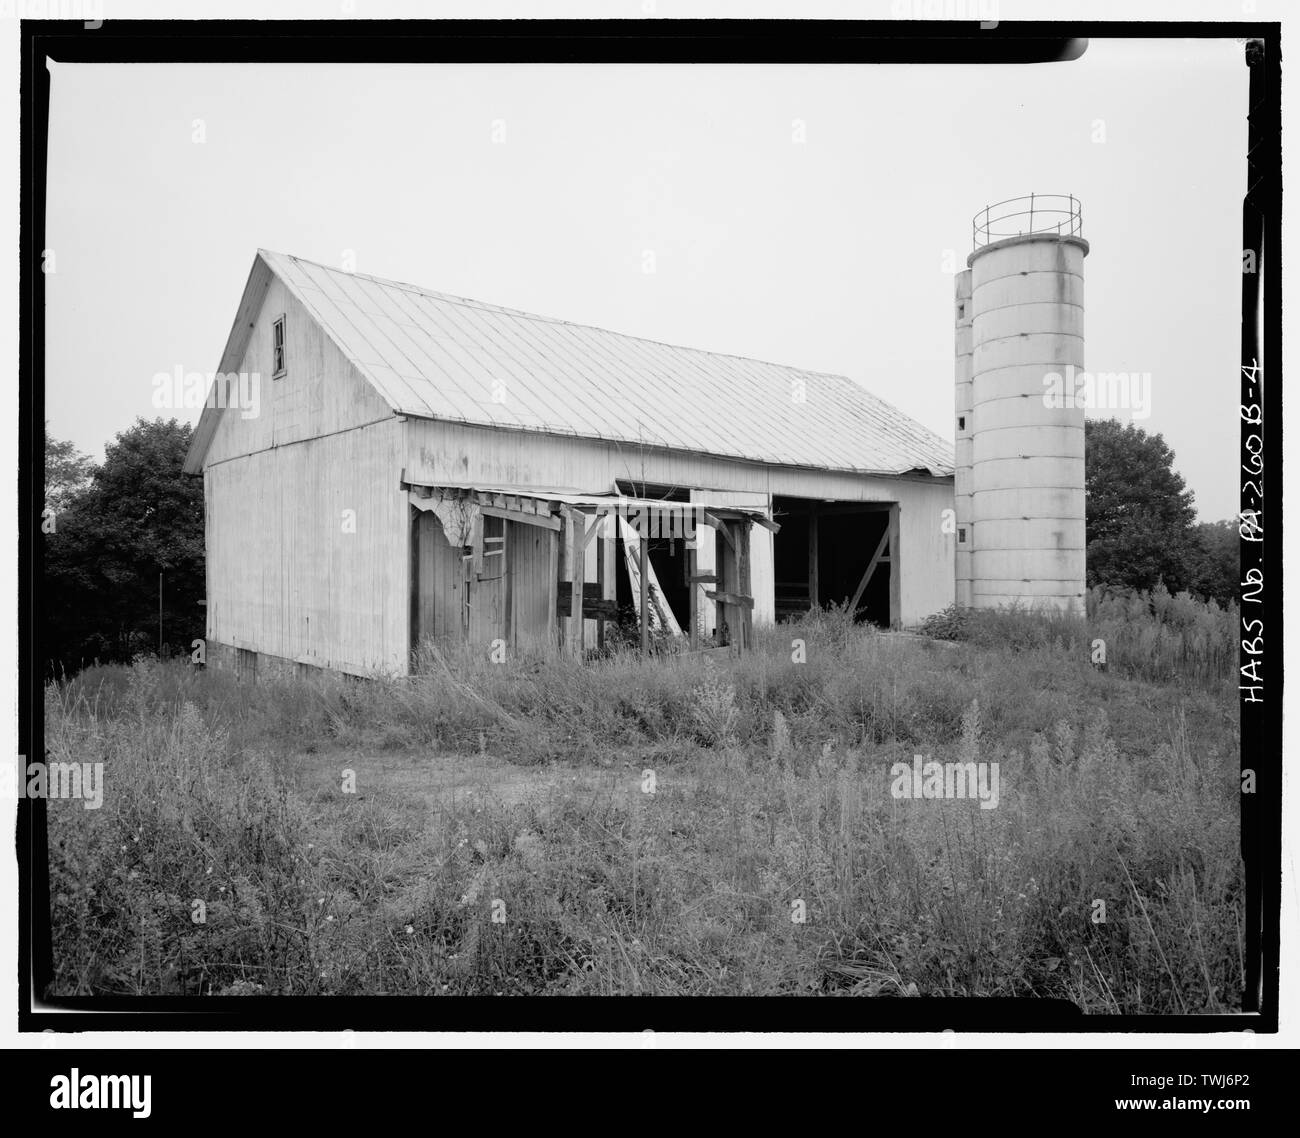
[[917, 584, 1238, 688], [46, 598, 1242, 1009]]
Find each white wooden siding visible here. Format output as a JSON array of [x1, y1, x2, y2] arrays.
[[205, 419, 408, 674], [203, 275, 394, 466], [202, 275, 408, 673]]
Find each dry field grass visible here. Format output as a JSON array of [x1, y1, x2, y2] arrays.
[[45, 587, 1244, 1009]]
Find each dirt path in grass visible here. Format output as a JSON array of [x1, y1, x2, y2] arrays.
[[285, 745, 681, 821]]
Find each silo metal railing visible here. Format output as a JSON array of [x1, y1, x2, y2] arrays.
[[972, 194, 1083, 249]]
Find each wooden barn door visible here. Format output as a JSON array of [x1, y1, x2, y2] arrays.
[[411, 510, 465, 665], [467, 514, 508, 648], [506, 519, 556, 653]]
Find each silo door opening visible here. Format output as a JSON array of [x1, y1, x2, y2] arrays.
[[772, 497, 898, 627]]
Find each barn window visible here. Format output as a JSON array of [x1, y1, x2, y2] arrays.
[[957, 415, 966, 432], [957, 526, 968, 545], [272, 315, 286, 377]]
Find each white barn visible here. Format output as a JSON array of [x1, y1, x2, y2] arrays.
[[184, 250, 956, 678]]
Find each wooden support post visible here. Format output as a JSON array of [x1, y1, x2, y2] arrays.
[[546, 522, 559, 650], [718, 520, 735, 652], [808, 503, 819, 610], [409, 508, 420, 667], [888, 503, 901, 630], [595, 519, 606, 651], [461, 552, 472, 637], [556, 509, 570, 650], [572, 511, 586, 654], [687, 542, 698, 650], [639, 532, 649, 656], [736, 520, 752, 652]]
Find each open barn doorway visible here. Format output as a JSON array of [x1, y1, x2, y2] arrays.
[[613, 532, 690, 632], [612, 480, 691, 638], [772, 497, 898, 627]]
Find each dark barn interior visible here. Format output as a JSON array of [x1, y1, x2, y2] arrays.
[[613, 480, 692, 631], [613, 531, 691, 630], [772, 497, 896, 626]]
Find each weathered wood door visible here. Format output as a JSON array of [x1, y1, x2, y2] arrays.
[[467, 514, 508, 648], [507, 520, 556, 653], [411, 511, 464, 661]]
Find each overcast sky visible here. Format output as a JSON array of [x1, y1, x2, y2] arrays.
[[45, 38, 1247, 519]]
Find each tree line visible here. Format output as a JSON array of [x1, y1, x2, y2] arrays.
[[44, 419, 204, 677]]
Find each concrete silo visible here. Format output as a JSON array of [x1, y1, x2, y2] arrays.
[[953, 269, 974, 608], [956, 194, 1089, 614]]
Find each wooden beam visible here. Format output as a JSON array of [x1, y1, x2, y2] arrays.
[[717, 520, 748, 655], [596, 527, 606, 651], [705, 590, 754, 610], [572, 512, 586, 653], [546, 524, 559, 650], [687, 544, 698, 651], [480, 504, 561, 532], [888, 503, 901, 630], [735, 520, 752, 651], [581, 510, 611, 550], [556, 509, 569, 649], [703, 511, 736, 550], [461, 548, 472, 637], [639, 533, 649, 655], [409, 510, 420, 665], [847, 526, 892, 616]]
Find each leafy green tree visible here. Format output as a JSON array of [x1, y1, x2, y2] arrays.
[[1184, 519, 1239, 606], [43, 418, 205, 675], [44, 424, 94, 515], [1085, 419, 1197, 593]]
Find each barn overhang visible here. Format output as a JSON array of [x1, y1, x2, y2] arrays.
[[401, 480, 778, 536], [401, 478, 779, 657]]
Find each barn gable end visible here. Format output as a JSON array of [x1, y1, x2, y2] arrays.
[[195, 255, 395, 469], [190, 253, 410, 676]]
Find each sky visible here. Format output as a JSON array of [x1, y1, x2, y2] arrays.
[[44, 38, 1248, 520]]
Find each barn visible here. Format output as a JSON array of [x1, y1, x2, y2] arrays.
[[183, 250, 956, 678]]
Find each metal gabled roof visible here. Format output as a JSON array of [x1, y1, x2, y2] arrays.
[[187, 249, 955, 478]]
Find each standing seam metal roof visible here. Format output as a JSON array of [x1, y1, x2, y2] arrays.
[[256, 249, 955, 478]]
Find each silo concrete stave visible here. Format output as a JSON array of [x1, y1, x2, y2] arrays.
[[953, 270, 974, 608], [961, 194, 1089, 614]]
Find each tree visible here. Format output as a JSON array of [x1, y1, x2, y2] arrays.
[[1184, 519, 1239, 606], [1084, 419, 1197, 593], [44, 424, 94, 515], [43, 418, 205, 675]]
